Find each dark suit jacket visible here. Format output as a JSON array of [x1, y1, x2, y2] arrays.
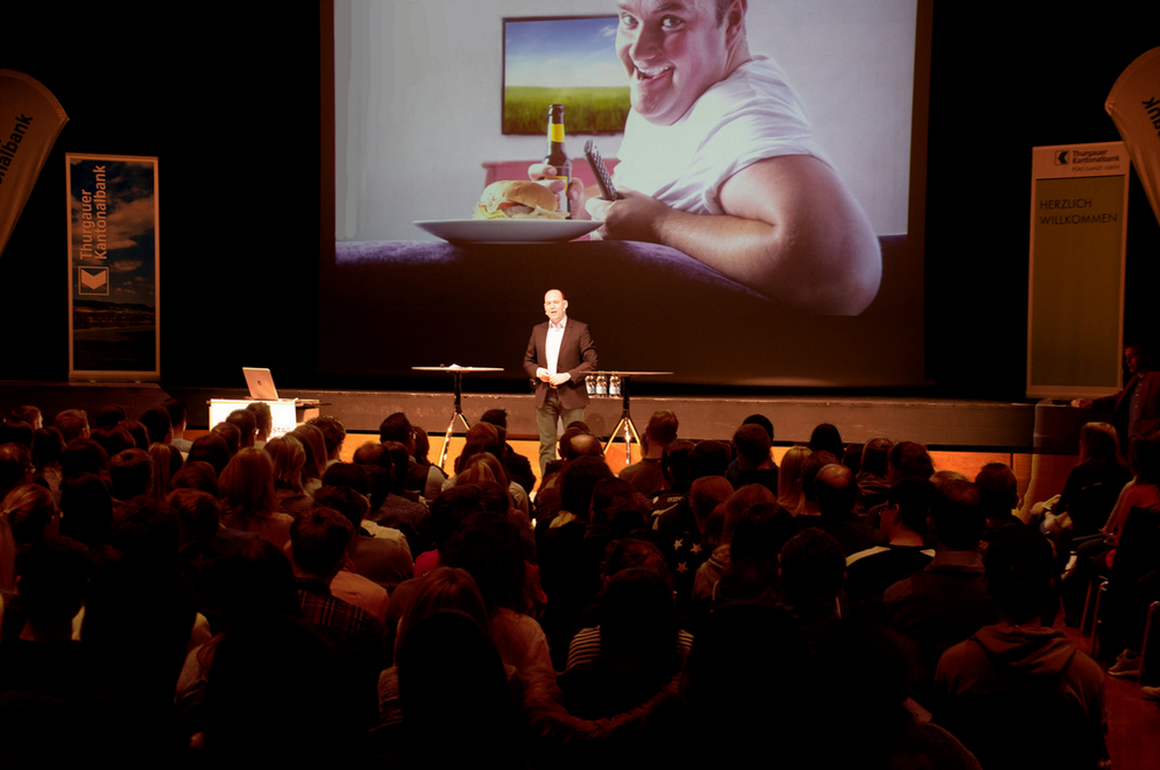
[[1092, 371, 1160, 447], [523, 317, 598, 409]]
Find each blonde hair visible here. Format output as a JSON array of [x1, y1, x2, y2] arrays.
[[266, 435, 307, 492], [0, 484, 56, 547], [777, 446, 812, 515], [148, 442, 182, 501]]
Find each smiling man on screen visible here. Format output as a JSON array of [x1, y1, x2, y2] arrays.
[[535, 0, 881, 315]]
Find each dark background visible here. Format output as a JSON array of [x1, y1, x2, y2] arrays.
[[2, 2, 1157, 400]]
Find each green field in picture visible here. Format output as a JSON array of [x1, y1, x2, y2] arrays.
[[504, 86, 630, 135]]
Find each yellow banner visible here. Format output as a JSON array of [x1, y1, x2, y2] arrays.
[[1027, 143, 1129, 398]]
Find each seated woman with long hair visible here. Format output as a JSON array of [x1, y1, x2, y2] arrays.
[[442, 511, 556, 696], [1100, 431, 1160, 554], [148, 443, 183, 502], [289, 424, 328, 496], [456, 452, 516, 509], [264, 435, 312, 518], [711, 501, 795, 609], [777, 446, 812, 516], [455, 447, 530, 519], [218, 448, 293, 547], [692, 483, 776, 605], [1052, 421, 1132, 537], [376, 567, 521, 724], [0, 484, 59, 639], [372, 566, 527, 765], [2, 484, 58, 554]]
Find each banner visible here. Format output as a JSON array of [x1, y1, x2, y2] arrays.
[[1106, 47, 1160, 227], [66, 154, 160, 381], [1027, 142, 1129, 399], [0, 69, 68, 258]]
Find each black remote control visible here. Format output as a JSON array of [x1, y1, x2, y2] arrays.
[[584, 139, 620, 200]]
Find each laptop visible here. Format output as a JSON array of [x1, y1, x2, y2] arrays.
[[242, 367, 279, 400]]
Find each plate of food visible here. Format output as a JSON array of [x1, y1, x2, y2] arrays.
[[415, 180, 603, 244]]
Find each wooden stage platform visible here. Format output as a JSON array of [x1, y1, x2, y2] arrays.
[[3, 380, 1086, 451]]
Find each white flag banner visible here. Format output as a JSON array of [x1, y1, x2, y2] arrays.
[[0, 69, 68, 258], [1106, 47, 1160, 226]]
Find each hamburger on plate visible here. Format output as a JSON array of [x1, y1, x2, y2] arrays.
[[474, 180, 568, 220]]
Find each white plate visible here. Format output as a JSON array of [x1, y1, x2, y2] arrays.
[[414, 218, 602, 244]]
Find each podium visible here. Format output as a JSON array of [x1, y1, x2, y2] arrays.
[[207, 399, 317, 437]]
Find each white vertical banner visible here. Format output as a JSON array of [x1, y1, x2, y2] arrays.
[[1026, 142, 1129, 399], [1106, 47, 1160, 228], [0, 69, 68, 258], [66, 154, 160, 381]]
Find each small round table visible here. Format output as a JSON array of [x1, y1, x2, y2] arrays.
[[412, 365, 503, 469]]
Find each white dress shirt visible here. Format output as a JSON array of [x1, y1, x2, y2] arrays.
[[546, 315, 567, 376]]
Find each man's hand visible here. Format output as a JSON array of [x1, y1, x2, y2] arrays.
[[535, 367, 571, 386], [585, 187, 672, 242], [528, 163, 590, 219], [1071, 398, 1094, 409]]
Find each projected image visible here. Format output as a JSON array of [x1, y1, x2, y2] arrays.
[[503, 16, 630, 135], [329, 0, 925, 388]]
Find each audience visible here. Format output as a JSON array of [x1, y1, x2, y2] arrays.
[[882, 479, 998, 696], [163, 398, 192, 454], [844, 476, 935, 611], [264, 435, 312, 518], [224, 410, 257, 451], [244, 401, 272, 448], [289, 507, 384, 729], [618, 409, 679, 498], [729, 421, 779, 494], [139, 405, 173, 447], [855, 435, 894, 511], [289, 424, 328, 495], [307, 415, 346, 467], [776, 444, 812, 516], [0, 399, 1125, 766], [934, 525, 1108, 768], [810, 462, 884, 556], [218, 448, 294, 548], [478, 408, 536, 496]]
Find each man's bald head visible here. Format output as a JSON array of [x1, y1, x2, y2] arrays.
[[815, 463, 856, 517], [565, 432, 604, 461]]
